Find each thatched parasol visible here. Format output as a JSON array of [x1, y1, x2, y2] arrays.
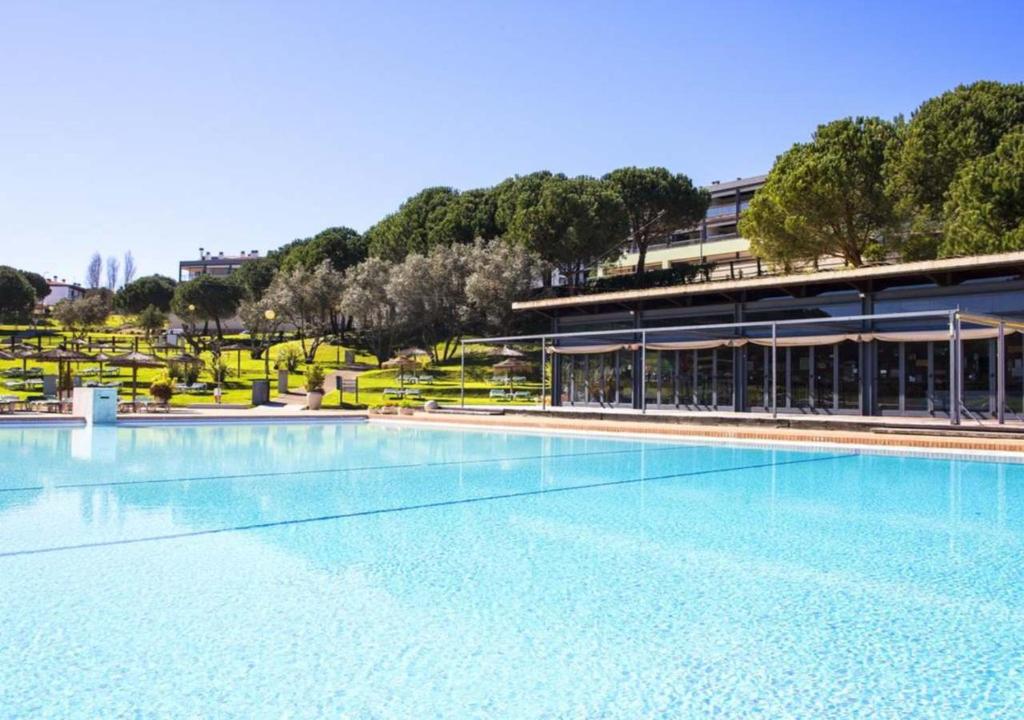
[[32, 346, 94, 399], [382, 355, 421, 388], [0, 349, 13, 361], [93, 351, 112, 382], [492, 357, 532, 392], [107, 351, 165, 401], [487, 345, 525, 358]]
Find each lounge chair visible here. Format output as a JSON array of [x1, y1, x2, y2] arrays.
[[383, 388, 404, 397], [404, 388, 422, 398], [512, 390, 532, 401], [417, 375, 435, 384], [489, 389, 509, 401]]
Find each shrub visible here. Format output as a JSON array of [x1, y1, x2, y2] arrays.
[[208, 356, 231, 384], [149, 375, 174, 403], [168, 360, 201, 385], [276, 345, 302, 372], [304, 364, 326, 393]]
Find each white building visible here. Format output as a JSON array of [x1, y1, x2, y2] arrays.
[[43, 278, 86, 306]]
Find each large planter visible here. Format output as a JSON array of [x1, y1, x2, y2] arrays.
[[306, 390, 324, 410]]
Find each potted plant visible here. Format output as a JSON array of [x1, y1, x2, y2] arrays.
[[304, 363, 326, 410], [149, 374, 174, 409], [399, 399, 415, 415]]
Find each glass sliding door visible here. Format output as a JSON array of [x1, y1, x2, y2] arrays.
[[903, 342, 929, 412], [877, 343, 901, 412], [838, 341, 860, 411], [695, 350, 714, 407], [789, 347, 811, 410], [932, 342, 950, 414], [617, 350, 633, 407], [963, 339, 992, 415], [1008, 336, 1024, 417], [678, 351, 695, 408], [746, 346, 769, 411], [715, 348, 734, 409], [812, 344, 836, 412]]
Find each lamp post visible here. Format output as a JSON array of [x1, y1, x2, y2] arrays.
[[263, 309, 276, 380]]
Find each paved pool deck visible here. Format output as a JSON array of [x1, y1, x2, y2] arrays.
[[2, 404, 1022, 455]]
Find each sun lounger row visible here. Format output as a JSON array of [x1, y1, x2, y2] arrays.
[[382, 388, 422, 398], [488, 389, 534, 401]]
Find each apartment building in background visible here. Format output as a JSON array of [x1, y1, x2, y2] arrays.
[[178, 249, 262, 282], [598, 174, 767, 280]]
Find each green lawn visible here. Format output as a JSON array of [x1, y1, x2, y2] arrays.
[[1, 325, 548, 409]]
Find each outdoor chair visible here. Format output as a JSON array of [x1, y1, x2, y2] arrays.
[[489, 389, 509, 401], [417, 375, 435, 384], [512, 391, 532, 401], [404, 388, 422, 398], [383, 388, 404, 397]]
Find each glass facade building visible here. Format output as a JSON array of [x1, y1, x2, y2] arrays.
[[502, 252, 1024, 424]]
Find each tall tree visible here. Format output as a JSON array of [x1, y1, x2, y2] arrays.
[[105, 256, 119, 289], [1, 267, 49, 302], [886, 80, 1024, 258], [740, 116, 900, 268], [365, 186, 498, 261], [86, 253, 102, 289], [279, 226, 368, 272], [263, 261, 345, 362], [51, 295, 111, 339], [465, 239, 542, 335], [940, 128, 1024, 257], [170, 275, 243, 343], [506, 175, 628, 289], [387, 244, 473, 363], [123, 251, 137, 285], [233, 256, 279, 301], [115, 274, 177, 313], [0, 267, 36, 322], [603, 167, 710, 280], [340, 258, 399, 366]]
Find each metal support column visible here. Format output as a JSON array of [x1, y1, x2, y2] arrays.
[[771, 323, 778, 420], [460, 341, 466, 409], [541, 338, 547, 411], [949, 312, 959, 426], [640, 331, 647, 414], [997, 321, 1006, 425]]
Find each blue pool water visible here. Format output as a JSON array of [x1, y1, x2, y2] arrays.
[[1, 420, 1023, 718]]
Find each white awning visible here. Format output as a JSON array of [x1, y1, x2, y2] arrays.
[[548, 343, 637, 355], [647, 338, 747, 350], [871, 328, 1015, 343], [748, 333, 867, 347]]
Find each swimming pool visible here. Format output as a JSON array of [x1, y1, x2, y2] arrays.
[[1, 420, 1022, 718]]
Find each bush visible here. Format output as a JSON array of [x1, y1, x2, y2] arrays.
[[168, 360, 201, 385], [276, 345, 302, 372], [304, 364, 326, 393], [208, 356, 231, 384], [149, 375, 174, 403]]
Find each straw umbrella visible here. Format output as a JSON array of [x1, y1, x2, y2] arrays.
[[32, 346, 94, 400], [487, 345, 525, 358], [0, 349, 13, 361], [107, 351, 165, 401], [382, 355, 421, 389], [492, 358, 532, 393], [93, 351, 112, 383], [396, 347, 429, 358]]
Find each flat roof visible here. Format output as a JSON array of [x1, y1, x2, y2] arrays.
[[707, 174, 766, 195], [513, 251, 1024, 311]]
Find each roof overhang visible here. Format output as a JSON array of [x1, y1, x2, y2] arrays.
[[513, 252, 1024, 312]]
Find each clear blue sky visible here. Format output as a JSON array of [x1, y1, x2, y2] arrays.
[[2, 0, 1022, 284]]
